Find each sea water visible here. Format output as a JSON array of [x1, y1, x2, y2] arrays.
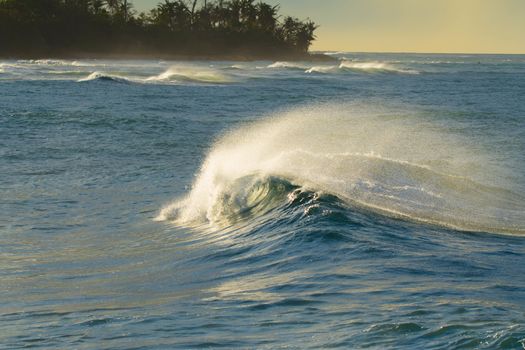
[[1, 53, 525, 349]]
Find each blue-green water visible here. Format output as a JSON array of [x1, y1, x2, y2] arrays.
[[1, 53, 525, 349]]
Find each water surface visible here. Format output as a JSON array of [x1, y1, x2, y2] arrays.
[[1, 53, 525, 349]]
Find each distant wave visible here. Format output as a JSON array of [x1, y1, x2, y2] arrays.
[[304, 62, 419, 75], [17, 59, 72, 66], [338, 61, 420, 74], [267, 61, 309, 70], [305, 65, 340, 74], [269, 60, 420, 75], [223, 64, 247, 71], [77, 71, 132, 83], [76, 66, 233, 85], [158, 103, 524, 235], [16, 59, 108, 68], [323, 51, 346, 56], [0, 63, 22, 71], [146, 65, 232, 84]]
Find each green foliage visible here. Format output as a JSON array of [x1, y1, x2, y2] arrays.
[[0, 0, 318, 58]]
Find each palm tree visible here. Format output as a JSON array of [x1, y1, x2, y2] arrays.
[[89, 0, 106, 15], [105, 0, 119, 15], [227, 0, 239, 30], [194, 0, 213, 30], [239, 0, 256, 29], [256, 2, 278, 32], [152, 0, 190, 31], [295, 20, 317, 52]]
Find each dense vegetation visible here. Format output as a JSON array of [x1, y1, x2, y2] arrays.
[[0, 0, 319, 59]]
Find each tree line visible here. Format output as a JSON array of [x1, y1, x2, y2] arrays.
[[0, 0, 318, 59]]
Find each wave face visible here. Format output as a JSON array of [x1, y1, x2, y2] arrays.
[[159, 103, 524, 235]]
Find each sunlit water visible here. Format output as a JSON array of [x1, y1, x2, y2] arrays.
[[1, 53, 525, 349]]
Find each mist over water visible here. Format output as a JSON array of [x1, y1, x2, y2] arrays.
[[2, 53, 525, 349]]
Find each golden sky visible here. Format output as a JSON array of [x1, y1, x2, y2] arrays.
[[134, 0, 525, 54]]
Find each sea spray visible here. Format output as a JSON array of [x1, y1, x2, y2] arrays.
[[159, 103, 524, 235]]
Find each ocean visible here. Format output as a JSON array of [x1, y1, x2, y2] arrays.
[[1, 53, 524, 349]]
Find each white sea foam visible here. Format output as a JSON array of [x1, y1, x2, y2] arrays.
[[158, 103, 524, 235]]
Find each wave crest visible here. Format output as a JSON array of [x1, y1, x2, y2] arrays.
[[339, 61, 419, 74], [158, 103, 524, 235], [146, 65, 232, 84], [268, 61, 308, 70], [77, 71, 131, 83], [271, 61, 420, 75]]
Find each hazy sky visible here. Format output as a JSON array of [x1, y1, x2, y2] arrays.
[[133, 0, 525, 54]]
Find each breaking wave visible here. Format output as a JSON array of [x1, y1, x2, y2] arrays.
[[146, 65, 232, 84], [267, 61, 309, 70], [338, 61, 420, 74], [269, 60, 420, 75], [305, 65, 340, 74], [158, 103, 524, 235], [77, 71, 132, 83]]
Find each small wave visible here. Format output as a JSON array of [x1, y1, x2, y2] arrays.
[[71, 60, 106, 67], [0, 63, 22, 70], [146, 65, 232, 84], [323, 51, 346, 56], [267, 61, 308, 70], [223, 64, 247, 71], [77, 71, 131, 83], [305, 65, 339, 74], [339, 61, 419, 74], [17, 59, 71, 66], [304, 62, 420, 75]]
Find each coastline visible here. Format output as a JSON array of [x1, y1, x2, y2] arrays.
[[0, 51, 337, 62]]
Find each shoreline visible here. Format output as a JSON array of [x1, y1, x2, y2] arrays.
[[0, 52, 337, 62]]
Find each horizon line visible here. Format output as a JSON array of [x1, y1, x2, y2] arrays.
[[313, 50, 525, 56]]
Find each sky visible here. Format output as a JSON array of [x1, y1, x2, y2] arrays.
[[132, 0, 525, 54]]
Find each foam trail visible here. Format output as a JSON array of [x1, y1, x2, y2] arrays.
[[159, 103, 524, 235]]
